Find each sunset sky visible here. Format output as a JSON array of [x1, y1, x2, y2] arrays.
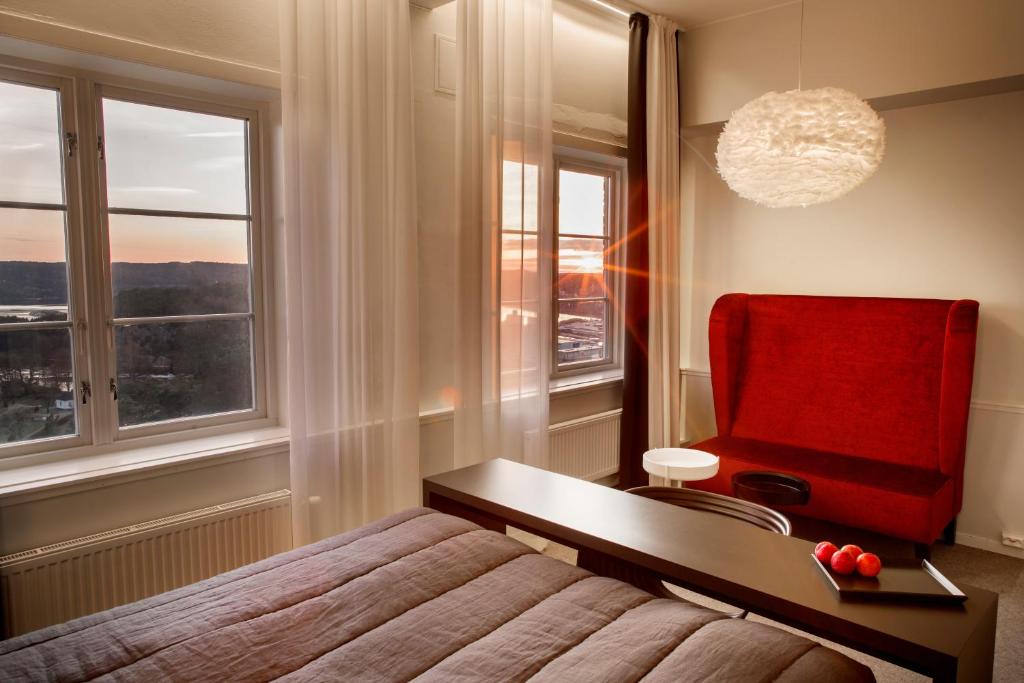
[[3, 81, 604, 272], [501, 162, 608, 275], [1, 81, 250, 264]]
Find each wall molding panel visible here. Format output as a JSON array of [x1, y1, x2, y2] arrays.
[[679, 368, 1024, 415]]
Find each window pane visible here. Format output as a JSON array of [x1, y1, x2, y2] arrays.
[[557, 237, 606, 300], [0, 81, 63, 204], [500, 233, 538, 304], [502, 160, 539, 232], [558, 169, 607, 237], [0, 208, 70, 321], [0, 328, 76, 444], [102, 99, 248, 214], [108, 214, 251, 317], [115, 319, 254, 427], [557, 300, 607, 365]]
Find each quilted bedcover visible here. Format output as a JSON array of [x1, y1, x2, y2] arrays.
[[0, 508, 873, 682]]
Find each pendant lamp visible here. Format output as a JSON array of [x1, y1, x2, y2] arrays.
[[715, 3, 885, 208]]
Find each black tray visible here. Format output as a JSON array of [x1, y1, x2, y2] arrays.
[[812, 554, 967, 604], [732, 471, 810, 506]]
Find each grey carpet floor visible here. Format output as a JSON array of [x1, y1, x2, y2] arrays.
[[507, 528, 1024, 682]]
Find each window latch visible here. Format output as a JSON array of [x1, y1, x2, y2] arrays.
[[97, 135, 105, 160], [109, 378, 118, 401], [65, 132, 78, 158], [80, 380, 91, 405]]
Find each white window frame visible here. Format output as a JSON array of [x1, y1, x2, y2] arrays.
[[92, 85, 269, 440], [551, 147, 625, 378], [0, 66, 94, 456], [0, 59, 276, 460]]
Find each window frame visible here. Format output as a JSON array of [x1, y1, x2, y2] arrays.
[[92, 84, 270, 440], [0, 67, 94, 456], [551, 149, 625, 379], [0, 60, 276, 460]]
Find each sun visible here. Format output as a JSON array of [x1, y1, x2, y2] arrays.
[[577, 255, 603, 272]]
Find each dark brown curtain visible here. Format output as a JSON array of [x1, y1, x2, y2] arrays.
[[618, 12, 650, 489]]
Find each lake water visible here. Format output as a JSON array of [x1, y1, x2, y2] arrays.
[[0, 305, 68, 321]]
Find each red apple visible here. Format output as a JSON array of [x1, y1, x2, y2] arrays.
[[856, 553, 882, 577], [830, 549, 857, 575], [814, 541, 839, 564], [839, 544, 864, 559]]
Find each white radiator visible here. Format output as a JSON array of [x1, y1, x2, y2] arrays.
[[548, 409, 621, 481], [0, 489, 292, 637]]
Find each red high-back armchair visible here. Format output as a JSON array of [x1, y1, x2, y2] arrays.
[[689, 294, 979, 546]]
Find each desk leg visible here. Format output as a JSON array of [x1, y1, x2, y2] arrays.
[[424, 493, 507, 534], [578, 548, 668, 596], [950, 594, 997, 682]]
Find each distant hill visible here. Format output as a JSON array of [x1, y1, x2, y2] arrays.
[[0, 262, 67, 305], [0, 261, 248, 306], [111, 262, 248, 293]]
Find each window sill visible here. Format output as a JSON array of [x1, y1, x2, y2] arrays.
[[0, 426, 289, 504], [550, 368, 623, 396]]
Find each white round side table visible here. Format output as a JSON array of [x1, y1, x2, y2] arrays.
[[642, 448, 719, 487]]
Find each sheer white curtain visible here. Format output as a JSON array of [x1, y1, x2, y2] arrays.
[[454, 0, 553, 469], [280, 0, 420, 546], [646, 15, 681, 450]]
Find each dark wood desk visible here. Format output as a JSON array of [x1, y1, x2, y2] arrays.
[[423, 459, 997, 682]]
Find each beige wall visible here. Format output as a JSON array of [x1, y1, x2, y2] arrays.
[[412, 0, 627, 414], [0, 451, 289, 555], [0, 0, 279, 86], [0, 1, 629, 558], [0, 4, 288, 556], [682, 0, 1024, 127], [553, 0, 628, 122], [680, 90, 1024, 555], [411, 1, 628, 474], [411, 2, 459, 414]]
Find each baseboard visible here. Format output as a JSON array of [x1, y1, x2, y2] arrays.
[[954, 531, 1024, 560]]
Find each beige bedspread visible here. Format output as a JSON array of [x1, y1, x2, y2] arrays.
[[0, 508, 872, 682]]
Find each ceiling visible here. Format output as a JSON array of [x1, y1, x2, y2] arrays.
[[630, 0, 795, 28]]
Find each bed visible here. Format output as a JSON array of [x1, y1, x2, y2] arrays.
[[0, 508, 873, 682]]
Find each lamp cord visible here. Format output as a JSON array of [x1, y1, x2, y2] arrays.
[[797, 0, 804, 90]]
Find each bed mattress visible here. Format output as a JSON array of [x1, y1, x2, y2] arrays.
[[0, 508, 872, 682]]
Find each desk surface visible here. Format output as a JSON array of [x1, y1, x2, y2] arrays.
[[423, 458, 998, 680]]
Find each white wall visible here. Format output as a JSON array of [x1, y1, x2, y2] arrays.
[[681, 86, 1024, 552], [682, 0, 1024, 127]]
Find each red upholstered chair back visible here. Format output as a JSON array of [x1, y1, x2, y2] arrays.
[[708, 294, 978, 506]]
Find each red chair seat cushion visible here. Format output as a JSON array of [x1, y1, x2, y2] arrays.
[[688, 436, 954, 544]]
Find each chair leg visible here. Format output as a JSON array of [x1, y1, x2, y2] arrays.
[[942, 518, 957, 546], [914, 543, 931, 561]]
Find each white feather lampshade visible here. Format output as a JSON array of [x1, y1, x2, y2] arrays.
[[715, 87, 886, 208]]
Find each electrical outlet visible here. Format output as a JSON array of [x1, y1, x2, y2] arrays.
[[1002, 532, 1024, 550]]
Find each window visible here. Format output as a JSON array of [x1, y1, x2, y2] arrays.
[[99, 93, 258, 430], [0, 65, 268, 456], [0, 74, 84, 449], [553, 153, 623, 374], [499, 158, 542, 388]]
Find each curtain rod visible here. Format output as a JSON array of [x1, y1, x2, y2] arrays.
[[586, 0, 646, 19]]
